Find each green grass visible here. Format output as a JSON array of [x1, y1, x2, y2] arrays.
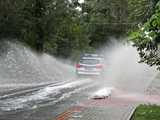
[[131, 105, 160, 120]]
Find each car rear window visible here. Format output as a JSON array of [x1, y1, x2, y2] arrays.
[[80, 59, 100, 65]]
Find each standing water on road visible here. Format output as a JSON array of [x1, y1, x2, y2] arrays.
[[0, 40, 157, 114], [0, 41, 92, 113]]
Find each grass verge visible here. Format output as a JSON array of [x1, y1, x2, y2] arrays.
[[131, 105, 160, 120]]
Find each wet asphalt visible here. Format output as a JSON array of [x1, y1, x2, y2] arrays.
[[0, 72, 157, 120]]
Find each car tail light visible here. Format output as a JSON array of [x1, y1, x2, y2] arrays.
[[96, 64, 103, 69], [76, 64, 81, 68]]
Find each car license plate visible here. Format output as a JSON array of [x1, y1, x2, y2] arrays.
[[86, 67, 94, 70]]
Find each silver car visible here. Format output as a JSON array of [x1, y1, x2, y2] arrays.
[[76, 54, 104, 76]]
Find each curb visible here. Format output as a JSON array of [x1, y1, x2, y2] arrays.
[[122, 106, 137, 120]]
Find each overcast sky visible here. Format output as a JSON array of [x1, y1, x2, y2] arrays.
[[79, 0, 84, 4]]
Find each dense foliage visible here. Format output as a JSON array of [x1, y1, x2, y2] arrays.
[[130, 0, 160, 69], [0, 0, 155, 59]]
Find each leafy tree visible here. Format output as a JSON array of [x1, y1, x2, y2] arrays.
[[130, 1, 160, 69], [20, 0, 51, 52], [44, 0, 91, 58], [0, 0, 23, 38], [19, 0, 91, 57], [128, 0, 154, 23], [0, 0, 157, 60], [81, 0, 134, 48]]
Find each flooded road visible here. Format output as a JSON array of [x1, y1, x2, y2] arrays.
[[0, 77, 157, 120], [0, 79, 100, 120], [0, 42, 157, 120]]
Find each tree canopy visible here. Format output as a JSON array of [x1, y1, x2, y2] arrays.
[[0, 0, 156, 60], [130, 0, 160, 69]]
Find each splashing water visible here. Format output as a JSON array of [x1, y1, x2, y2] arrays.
[[0, 40, 158, 112], [99, 40, 156, 93], [0, 41, 75, 88]]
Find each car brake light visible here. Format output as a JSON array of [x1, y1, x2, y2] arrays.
[[96, 64, 103, 69], [76, 64, 81, 68]]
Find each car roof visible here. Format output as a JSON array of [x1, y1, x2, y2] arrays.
[[81, 57, 102, 60], [80, 53, 104, 59], [82, 53, 103, 57]]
